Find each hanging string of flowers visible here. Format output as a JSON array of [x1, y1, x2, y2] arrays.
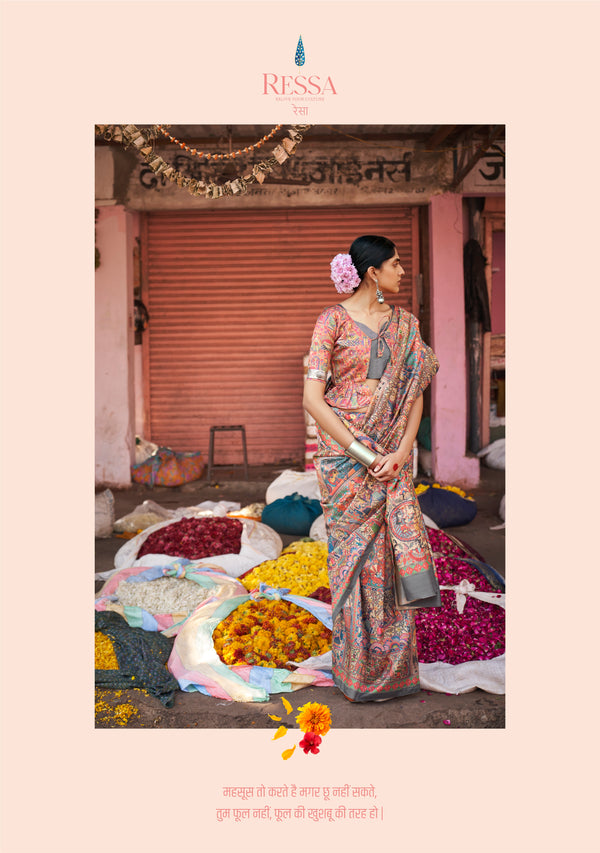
[[156, 124, 283, 160], [94, 123, 312, 199]]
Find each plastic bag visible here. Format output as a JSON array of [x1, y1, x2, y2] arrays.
[[113, 499, 241, 535], [113, 499, 175, 534], [95, 489, 115, 538]]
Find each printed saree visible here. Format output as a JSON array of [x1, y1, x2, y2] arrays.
[[312, 308, 441, 701]]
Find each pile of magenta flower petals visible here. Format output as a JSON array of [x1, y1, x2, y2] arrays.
[[137, 516, 243, 561], [415, 529, 505, 665], [308, 586, 332, 605]]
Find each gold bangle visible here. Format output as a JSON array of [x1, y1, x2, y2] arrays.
[[346, 439, 377, 467]]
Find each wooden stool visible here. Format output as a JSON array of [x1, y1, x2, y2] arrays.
[[207, 425, 249, 482]]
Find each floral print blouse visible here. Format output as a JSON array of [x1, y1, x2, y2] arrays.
[[306, 303, 401, 411]]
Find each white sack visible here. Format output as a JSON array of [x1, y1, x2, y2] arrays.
[[490, 494, 506, 530], [265, 469, 321, 504], [477, 438, 505, 470], [418, 654, 505, 695], [135, 438, 159, 464], [309, 514, 327, 542], [95, 489, 115, 539], [102, 515, 282, 581]]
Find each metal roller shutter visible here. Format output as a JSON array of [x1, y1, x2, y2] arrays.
[[142, 205, 419, 465]]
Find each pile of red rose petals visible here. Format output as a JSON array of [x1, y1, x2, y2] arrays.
[[308, 586, 332, 605], [415, 529, 505, 665], [137, 516, 243, 561]]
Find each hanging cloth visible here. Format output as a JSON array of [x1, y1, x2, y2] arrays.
[[464, 238, 492, 332]]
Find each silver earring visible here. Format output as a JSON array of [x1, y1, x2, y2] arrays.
[[375, 278, 384, 304]]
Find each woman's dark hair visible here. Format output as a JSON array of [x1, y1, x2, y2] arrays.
[[349, 235, 396, 281]]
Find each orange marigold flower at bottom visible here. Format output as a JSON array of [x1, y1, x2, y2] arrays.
[[295, 702, 332, 736]]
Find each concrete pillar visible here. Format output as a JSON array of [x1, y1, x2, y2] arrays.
[[95, 205, 138, 487], [429, 193, 480, 488]]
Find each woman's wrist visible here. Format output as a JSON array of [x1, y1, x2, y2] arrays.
[[391, 444, 412, 468], [397, 435, 416, 457], [346, 439, 378, 467]]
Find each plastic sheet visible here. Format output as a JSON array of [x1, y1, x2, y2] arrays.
[[168, 584, 334, 702], [95, 562, 247, 634]]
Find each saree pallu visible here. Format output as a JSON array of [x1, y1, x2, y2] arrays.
[[314, 310, 440, 701]]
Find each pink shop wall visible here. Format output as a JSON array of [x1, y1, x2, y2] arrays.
[[95, 205, 139, 487], [429, 194, 480, 488]]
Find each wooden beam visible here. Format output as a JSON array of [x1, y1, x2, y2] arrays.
[[426, 125, 458, 148]]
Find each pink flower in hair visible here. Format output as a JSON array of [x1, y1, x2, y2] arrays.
[[330, 253, 361, 293]]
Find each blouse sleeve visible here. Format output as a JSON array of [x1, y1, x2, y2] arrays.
[[306, 308, 337, 382]]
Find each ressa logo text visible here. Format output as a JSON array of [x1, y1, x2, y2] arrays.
[[262, 74, 337, 96]]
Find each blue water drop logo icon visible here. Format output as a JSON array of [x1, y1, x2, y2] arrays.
[[295, 35, 305, 66]]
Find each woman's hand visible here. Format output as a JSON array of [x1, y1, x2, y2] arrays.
[[368, 449, 411, 482]]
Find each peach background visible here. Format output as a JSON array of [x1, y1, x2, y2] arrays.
[[1, 2, 597, 851]]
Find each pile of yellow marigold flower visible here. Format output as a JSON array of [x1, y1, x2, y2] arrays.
[[213, 598, 331, 670], [95, 689, 141, 727], [95, 632, 119, 670], [415, 482, 473, 500], [240, 540, 329, 597]]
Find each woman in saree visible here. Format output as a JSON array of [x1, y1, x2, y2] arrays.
[[303, 235, 441, 702]]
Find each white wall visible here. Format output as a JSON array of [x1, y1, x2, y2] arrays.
[[95, 205, 139, 487]]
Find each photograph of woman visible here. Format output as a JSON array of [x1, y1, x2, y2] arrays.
[[303, 235, 441, 703]]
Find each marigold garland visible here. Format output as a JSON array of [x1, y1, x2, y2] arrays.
[[95, 123, 312, 200], [156, 124, 283, 160]]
